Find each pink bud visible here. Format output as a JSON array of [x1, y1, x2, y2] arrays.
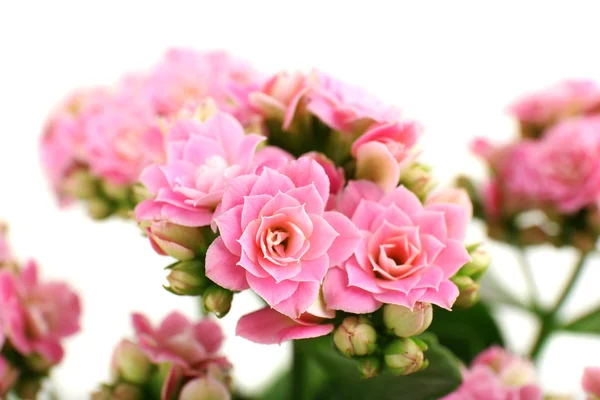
[[111, 339, 153, 384], [427, 188, 473, 220], [179, 376, 231, 400], [147, 221, 208, 261], [333, 316, 378, 357]]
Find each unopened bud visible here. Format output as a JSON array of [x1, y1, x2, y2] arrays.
[[203, 286, 233, 318], [102, 181, 131, 203], [87, 198, 115, 220], [333, 316, 377, 357], [96, 383, 144, 400], [132, 183, 152, 204], [452, 275, 480, 308], [384, 338, 425, 376], [164, 259, 208, 296], [400, 164, 436, 201], [427, 188, 473, 219], [383, 303, 433, 338], [147, 221, 207, 261], [111, 339, 153, 384], [454, 175, 478, 202], [179, 377, 230, 400], [460, 246, 491, 280], [63, 169, 98, 200], [357, 356, 381, 379]]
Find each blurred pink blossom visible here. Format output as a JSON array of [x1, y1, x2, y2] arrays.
[[582, 367, 600, 400]]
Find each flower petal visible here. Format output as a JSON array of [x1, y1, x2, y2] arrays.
[[205, 237, 249, 291]]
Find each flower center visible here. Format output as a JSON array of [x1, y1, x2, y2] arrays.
[[266, 228, 289, 258]]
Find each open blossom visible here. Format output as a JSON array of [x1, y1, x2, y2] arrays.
[[442, 347, 542, 400], [535, 117, 600, 213], [509, 80, 600, 126], [132, 311, 230, 375], [206, 157, 361, 318], [582, 367, 600, 400], [84, 97, 160, 185], [0, 261, 81, 365], [142, 48, 261, 124], [236, 292, 335, 344], [135, 111, 264, 228], [323, 180, 470, 313], [352, 121, 420, 192]]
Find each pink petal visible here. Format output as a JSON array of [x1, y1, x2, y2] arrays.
[[323, 211, 362, 265], [381, 186, 423, 220], [351, 201, 386, 230], [293, 254, 330, 282], [323, 267, 381, 313], [238, 248, 270, 278], [161, 204, 214, 227], [140, 164, 169, 194], [418, 210, 448, 240], [345, 258, 383, 293], [246, 274, 299, 307], [205, 237, 250, 291], [193, 320, 224, 354], [426, 203, 469, 241], [374, 288, 426, 309], [220, 174, 259, 211], [135, 199, 163, 222], [158, 312, 193, 338], [273, 281, 321, 318], [235, 133, 266, 167], [355, 141, 401, 193], [256, 255, 302, 282], [33, 339, 63, 364], [303, 215, 338, 260], [419, 281, 459, 310], [336, 180, 384, 219], [433, 239, 471, 279], [131, 313, 154, 336], [286, 184, 325, 215], [257, 192, 301, 219], [250, 168, 294, 197], [215, 204, 243, 255], [280, 157, 330, 204]]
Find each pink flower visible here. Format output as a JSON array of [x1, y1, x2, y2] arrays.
[[206, 157, 361, 318], [236, 292, 335, 344], [582, 367, 600, 400], [135, 111, 264, 227], [306, 72, 401, 135], [509, 80, 600, 126], [352, 121, 420, 192], [442, 347, 542, 400], [323, 181, 470, 313], [0, 261, 81, 365], [252, 146, 295, 172], [0, 357, 18, 396], [84, 96, 160, 185], [303, 152, 345, 210], [535, 117, 600, 213], [143, 48, 261, 124], [132, 311, 230, 375], [249, 71, 310, 129], [427, 188, 473, 220], [0, 225, 12, 265]]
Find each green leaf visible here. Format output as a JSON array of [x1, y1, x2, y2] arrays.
[[563, 306, 600, 333], [259, 354, 327, 400], [427, 302, 504, 364], [295, 333, 462, 400]]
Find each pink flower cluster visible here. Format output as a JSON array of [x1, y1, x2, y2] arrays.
[[0, 226, 81, 397], [442, 347, 542, 400], [41, 49, 261, 208], [134, 68, 473, 346], [102, 311, 231, 400]]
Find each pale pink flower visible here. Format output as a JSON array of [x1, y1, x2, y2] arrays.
[[323, 181, 470, 313], [0, 261, 81, 365], [135, 111, 264, 227], [236, 293, 335, 344], [352, 121, 420, 192], [428, 188, 473, 220], [509, 80, 600, 126], [582, 367, 600, 400], [206, 157, 361, 318], [132, 311, 230, 376], [442, 347, 542, 400], [306, 72, 402, 135], [84, 96, 160, 185], [0, 357, 18, 396], [535, 117, 600, 213], [143, 48, 261, 124]]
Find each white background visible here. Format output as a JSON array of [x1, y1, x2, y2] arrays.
[[1, 1, 599, 398]]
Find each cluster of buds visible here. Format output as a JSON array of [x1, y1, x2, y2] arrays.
[[332, 304, 433, 378], [93, 312, 231, 400], [0, 224, 81, 398], [450, 244, 491, 308], [462, 80, 600, 250]]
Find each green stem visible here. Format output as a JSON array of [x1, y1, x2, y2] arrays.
[[515, 247, 542, 314], [292, 341, 308, 400], [529, 251, 589, 360]]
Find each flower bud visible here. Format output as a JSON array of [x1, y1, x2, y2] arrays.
[[63, 169, 99, 200], [179, 377, 230, 400], [164, 259, 208, 296], [87, 198, 115, 220], [333, 316, 377, 357], [427, 188, 473, 219], [400, 164, 436, 201], [451, 275, 480, 308], [383, 303, 433, 338], [93, 383, 145, 400], [384, 338, 425, 376], [203, 286, 233, 318], [102, 181, 131, 203], [460, 246, 491, 280], [111, 339, 153, 384], [357, 356, 381, 379], [147, 221, 207, 261]]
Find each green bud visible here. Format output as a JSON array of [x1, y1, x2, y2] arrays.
[[63, 169, 99, 200], [87, 198, 115, 220], [15, 378, 42, 400], [400, 164, 436, 201], [451, 275, 480, 308], [112, 339, 153, 384], [111, 383, 145, 400], [357, 356, 381, 379], [333, 316, 377, 358], [203, 286, 233, 318], [179, 377, 230, 400], [164, 259, 208, 296], [102, 181, 132, 203], [383, 303, 433, 338], [384, 338, 425, 376], [460, 247, 491, 280], [147, 221, 207, 261]]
